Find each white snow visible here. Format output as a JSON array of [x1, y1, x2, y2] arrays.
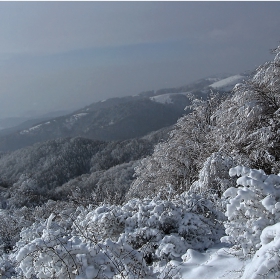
[[206, 77, 220, 82], [20, 124, 43, 134], [242, 222, 280, 278], [20, 112, 89, 134], [209, 75, 244, 90], [72, 113, 88, 119], [19, 121, 51, 135], [8, 165, 280, 279], [150, 92, 188, 104], [150, 93, 174, 104], [64, 113, 89, 128], [178, 245, 247, 279], [46, 213, 55, 230]]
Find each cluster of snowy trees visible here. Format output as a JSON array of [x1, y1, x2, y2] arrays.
[[1, 45, 280, 278], [129, 46, 280, 201], [0, 134, 165, 208]]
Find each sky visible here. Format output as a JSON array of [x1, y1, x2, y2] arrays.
[[0, 1, 280, 119]]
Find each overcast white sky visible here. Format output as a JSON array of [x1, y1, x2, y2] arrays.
[[0, 1, 280, 118]]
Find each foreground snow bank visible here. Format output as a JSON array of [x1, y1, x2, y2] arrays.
[[179, 244, 247, 279], [243, 222, 280, 278]]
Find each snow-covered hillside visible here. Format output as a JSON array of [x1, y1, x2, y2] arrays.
[[20, 121, 51, 135], [64, 113, 89, 129], [150, 92, 189, 104], [209, 74, 245, 91]]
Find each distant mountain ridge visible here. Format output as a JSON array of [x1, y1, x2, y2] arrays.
[[0, 110, 72, 131], [0, 73, 249, 152]]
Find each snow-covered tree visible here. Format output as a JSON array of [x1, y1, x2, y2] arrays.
[[130, 44, 280, 204], [128, 93, 225, 200], [190, 152, 236, 197], [212, 46, 280, 174]]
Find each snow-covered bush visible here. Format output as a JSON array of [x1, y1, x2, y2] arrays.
[[242, 222, 280, 278], [0, 207, 33, 255], [14, 215, 151, 279], [11, 193, 224, 278], [222, 165, 280, 258], [0, 253, 15, 278], [222, 165, 280, 277], [73, 194, 224, 264]]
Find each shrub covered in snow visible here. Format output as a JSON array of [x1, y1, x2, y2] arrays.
[[222, 165, 280, 259], [242, 222, 280, 278], [0, 207, 33, 255], [74, 194, 224, 262], [14, 214, 151, 279], [11, 193, 224, 278], [16, 227, 150, 278]]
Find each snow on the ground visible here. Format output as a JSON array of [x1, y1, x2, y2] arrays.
[[206, 77, 220, 82], [20, 124, 43, 134], [20, 122, 51, 135], [63, 112, 89, 129], [209, 75, 244, 90], [150, 92, 188, 104], [175, 244, 247, 279], [65, 113, 88, 123], [72, 113, 88, 119]]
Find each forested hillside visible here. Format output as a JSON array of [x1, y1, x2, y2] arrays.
[[1, 45, 280, 278], [0, 126, 173, 209]]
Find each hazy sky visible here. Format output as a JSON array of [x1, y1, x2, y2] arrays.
[[0, 1, 280, 118]]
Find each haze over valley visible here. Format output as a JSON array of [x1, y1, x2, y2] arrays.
[[0, 2, 279, 119]]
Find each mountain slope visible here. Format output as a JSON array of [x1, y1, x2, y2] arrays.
[[0, 98, 187, 152], [0, 73, 249, 152]]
